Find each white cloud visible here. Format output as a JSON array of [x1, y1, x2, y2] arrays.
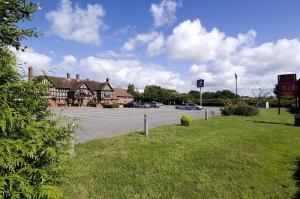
[[165, 19, 256, 62], [97, 50, 134, 59], [157, 18, 300, 95], [123, 32, 159, 51], [235, 38, 300, 73], [14, 48, 52, 75], [150, 0, 180, 27], [46, 0, 105, 45], [79, 56, 189, 91], [147, 34, 165, 56], [54, 55, 78, 72]]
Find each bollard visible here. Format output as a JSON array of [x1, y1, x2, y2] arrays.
[[69, 136, 76, 157], [144, 114, 149, 136], [69, 123, 76, 157], [205, 109, 208, 120]]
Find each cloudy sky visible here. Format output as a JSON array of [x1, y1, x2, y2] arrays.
[[17, 0, 300, 95]]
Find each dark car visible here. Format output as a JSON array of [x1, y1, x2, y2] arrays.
[[124, 101, 136, 108]]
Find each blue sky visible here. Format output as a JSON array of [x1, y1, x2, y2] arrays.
[[17, 0, 300, 95]]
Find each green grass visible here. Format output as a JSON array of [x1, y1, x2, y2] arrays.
[[61, 109, 300, 199]]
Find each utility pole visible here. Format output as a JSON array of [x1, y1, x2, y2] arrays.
[[234, 73, 238, 104], [199, 87, 202, 107]]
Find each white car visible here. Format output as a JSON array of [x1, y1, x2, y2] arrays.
[[176, 103, 203, 110]]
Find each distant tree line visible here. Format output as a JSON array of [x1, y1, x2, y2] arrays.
[[127, 84, 240, 105]]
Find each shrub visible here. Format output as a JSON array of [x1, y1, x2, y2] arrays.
[[234, 103, 259, 116], [221, 99, 259, 116], [73, 102, 80, 107], [220, 98, 235, 116], [221, 104, 235, 116], [289, 104, 297, 114], [87, 99, 97, 107], [181, 114, 192, 126], [103, 104, 119, 108]]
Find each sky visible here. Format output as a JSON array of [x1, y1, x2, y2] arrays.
[[16, 0, 300, 95]]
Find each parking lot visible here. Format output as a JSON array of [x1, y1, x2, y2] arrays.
[[52, 106, 220, 143]]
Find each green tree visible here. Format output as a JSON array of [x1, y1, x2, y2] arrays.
[[127, 84, 139, 99], [0, 1, 74, 198], [143, 85, 162, 102]]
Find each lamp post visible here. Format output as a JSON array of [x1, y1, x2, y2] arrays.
[[234, 73, 238, 104]]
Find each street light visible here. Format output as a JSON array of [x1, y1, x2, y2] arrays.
[[234, 73, 238, 104]]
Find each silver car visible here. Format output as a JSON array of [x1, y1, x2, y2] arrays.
[[176, 103, 203, 110]]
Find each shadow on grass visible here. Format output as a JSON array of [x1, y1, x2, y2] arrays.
[[294, 159, 300, 199], [132, 131, 145, 136], [248, 120, 293, 126]]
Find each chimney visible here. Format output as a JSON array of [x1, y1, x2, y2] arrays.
[[67, 73, 71, 79], [28, 66, 33, 83], [76, 74, 80, 81], [106, 77, 109, 83]]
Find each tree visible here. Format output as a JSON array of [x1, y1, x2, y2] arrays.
[[0, 0, 39, 51], [127, 84, 139, 99], [143, 85, 162, 102], [127, 84, 135, 95], [0, 1, 74, 198]]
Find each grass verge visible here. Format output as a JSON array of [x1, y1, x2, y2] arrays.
[[61, 109, 300, 199]]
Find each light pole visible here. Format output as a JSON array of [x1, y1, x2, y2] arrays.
[[234, 73, 238, 104]]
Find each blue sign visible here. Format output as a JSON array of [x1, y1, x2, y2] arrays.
[[197, 79, 204, 88]]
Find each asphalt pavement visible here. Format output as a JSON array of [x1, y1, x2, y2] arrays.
[[52, 106, 221, 143]]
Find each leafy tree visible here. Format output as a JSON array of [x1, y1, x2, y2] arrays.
[[215, 90, 237, 99], [0, 0, 39, 51], [0, 0, 74, 198], [127, 84, 139, 99], [143, 85, 162, 102]]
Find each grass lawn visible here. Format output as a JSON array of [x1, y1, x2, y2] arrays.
[[61, 109, 300, 199]]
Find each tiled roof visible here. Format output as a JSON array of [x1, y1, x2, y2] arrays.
[[37, 75, 112, 92], [113, 88, 134, 98]]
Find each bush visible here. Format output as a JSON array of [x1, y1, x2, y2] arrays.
[[220, 99, 235, 116], [103, 104, 119, 108], [289, 104, 297, 114], [73, 102, 80, 107], [234, 104, 259, 116], [221, 99, 259, 116], [221, 104, 235, 116], [87, 99, 97, 107], [181, 114, 192, 126]]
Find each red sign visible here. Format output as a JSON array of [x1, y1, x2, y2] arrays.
[[278, 74, 297, 99]]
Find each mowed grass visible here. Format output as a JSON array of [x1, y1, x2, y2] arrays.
[[61, 109, 300, 199]]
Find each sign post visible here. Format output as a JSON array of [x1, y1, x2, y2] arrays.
[[278, 74, 298, 125], [197, 79, 205, 107]]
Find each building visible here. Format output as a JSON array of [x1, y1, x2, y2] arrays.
[[28, 67, 122, 106], [112, 88, 134, 105]]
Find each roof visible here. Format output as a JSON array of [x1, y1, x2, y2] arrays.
[[113, 88, 134, 98], [36, 75, 113, 92]]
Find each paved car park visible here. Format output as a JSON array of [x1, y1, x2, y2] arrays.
[[52, 106, 220, 143]]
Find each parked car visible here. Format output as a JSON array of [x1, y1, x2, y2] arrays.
[[136, 102, 150, 108], [123, 101, 137, 108], [149, 101, 161, 108], [176, 103, 203, 110]]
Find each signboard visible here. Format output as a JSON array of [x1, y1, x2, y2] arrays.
[[197, 79, 205, 88], [278, 74, 297, 99]]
